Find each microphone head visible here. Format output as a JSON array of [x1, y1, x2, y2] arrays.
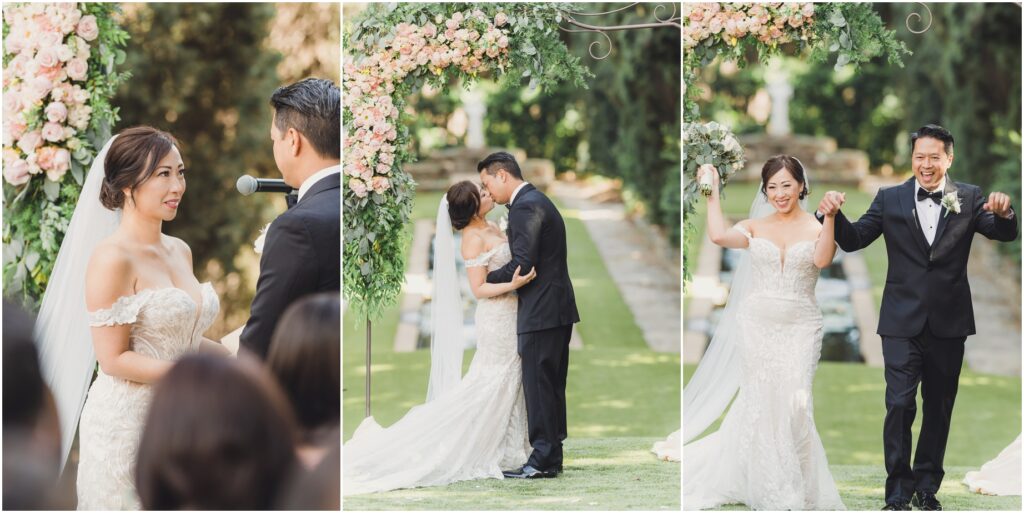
[[236, 175, 258, 196]]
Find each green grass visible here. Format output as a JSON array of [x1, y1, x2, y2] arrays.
[[685, 182, 890, 307], [344, 191, 680, 439], [684, 362, 1021, 509], [342, 437, 680, 511]]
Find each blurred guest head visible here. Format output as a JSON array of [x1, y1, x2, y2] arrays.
[[277, 428, 340, 510], [136, 354, 297, 510], [3, 301, 64, 510], [267, 293, 340, 466]]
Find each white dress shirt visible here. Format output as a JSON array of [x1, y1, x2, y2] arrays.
[[297, 164, 340, 202], [916, 177, 945, 245], [509, 181, 530, 206]]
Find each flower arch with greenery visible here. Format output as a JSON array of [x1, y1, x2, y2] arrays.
[[2, 3, 130, 309], [681, 2, 910, 280], [342, 3, 592, 321]]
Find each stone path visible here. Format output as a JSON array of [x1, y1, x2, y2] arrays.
[[964, 236, 1021, 376], [550, 180, 681, 353]]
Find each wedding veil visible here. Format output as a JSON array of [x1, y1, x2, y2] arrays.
[[35, 136, 119, 469], [683, 164, 810, 444], [426, 196, 465, 402]]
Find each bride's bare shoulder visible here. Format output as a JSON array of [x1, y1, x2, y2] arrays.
[[460, 227, 486, 260], [85, 240, 135, 308]]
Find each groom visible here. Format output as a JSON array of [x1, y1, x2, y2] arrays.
[[479, 152, 580, 479], [819, 124, 1018, 511], [239, 78, 340, 358]]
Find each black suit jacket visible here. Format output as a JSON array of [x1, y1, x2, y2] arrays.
[[487, 184, 580, 334], [240, 172, 340, 358], [828, 178, 1017, 338]]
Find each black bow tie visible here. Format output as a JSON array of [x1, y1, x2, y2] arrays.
[[917, 188, 943, 204], [504, 203, 511, 210], [286, 194, 298, 209]]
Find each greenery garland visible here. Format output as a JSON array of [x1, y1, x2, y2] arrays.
[[2, 3, 130, 309], [343, 3, 589, 319]]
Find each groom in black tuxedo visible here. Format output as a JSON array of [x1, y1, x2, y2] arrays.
[[239, 78, 340, 358], [819, 125, 1017, 511], [479, 152, 580, 479]]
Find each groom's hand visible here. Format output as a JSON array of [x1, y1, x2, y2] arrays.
[[818, 191, 845, 217], [983, 192, 1014, 219]]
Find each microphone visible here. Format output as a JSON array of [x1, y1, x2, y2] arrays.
[[236, 175, 295, 196]]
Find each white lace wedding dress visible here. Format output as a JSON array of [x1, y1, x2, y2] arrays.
[[76, 283, 219, 510], [684, 227, 845, 510], [343, 242, 530, 495]]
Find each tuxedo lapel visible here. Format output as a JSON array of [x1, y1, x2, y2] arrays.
[[931, 180, 958, 248], [899, 179, 931, 256]]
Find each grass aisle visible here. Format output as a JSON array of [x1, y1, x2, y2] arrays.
[[343, 437, 681, 511], [684, 362, 1021, 510]]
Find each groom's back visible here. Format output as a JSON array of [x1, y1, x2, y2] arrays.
[[515, 188, 579, 333]]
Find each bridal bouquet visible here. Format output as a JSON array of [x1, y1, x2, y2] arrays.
[[684, 121, 745, 197]]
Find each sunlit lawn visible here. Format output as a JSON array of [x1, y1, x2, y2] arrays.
[[343, 190, 680, 507], [684, 362, 1022, 510]]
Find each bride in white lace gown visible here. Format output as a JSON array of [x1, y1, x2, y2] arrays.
[[343, 181, 535, 495], [683, 158, 845, 510], [33, 127, 229, 510]]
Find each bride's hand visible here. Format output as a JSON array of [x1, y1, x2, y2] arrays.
[[510, 265, 537, 289], [697, 164, 719, 199]]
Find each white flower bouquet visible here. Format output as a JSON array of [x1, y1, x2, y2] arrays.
[[684, 121, 745, 197]]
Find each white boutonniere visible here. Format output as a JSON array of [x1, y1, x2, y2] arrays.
[[941, 192, 961, 217], [254, 222, 272, 254]]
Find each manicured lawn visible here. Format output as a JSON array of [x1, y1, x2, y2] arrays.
[[684, 362, 1022, 509], [343, 437, 680, 511]]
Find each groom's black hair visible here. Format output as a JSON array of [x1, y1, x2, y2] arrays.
[[911, 124, 954, 155], [270, 78, 340, 159], [477, 151, 523, 180]]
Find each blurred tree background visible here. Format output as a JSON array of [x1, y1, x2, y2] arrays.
[[393, 3, 681, 246], [693, 2, 1021, 261], [116, 3, 339, 334]]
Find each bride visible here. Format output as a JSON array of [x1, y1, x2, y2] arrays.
[[343, 180, 536, 495], [683, 156, 845, 510], [34, 126, 228, 509]]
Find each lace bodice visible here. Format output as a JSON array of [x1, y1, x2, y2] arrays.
[[77, 282, 218, 510], [736, 226, 820, 301], [87, 282, 219, 361], [465, 241, 513, 272]]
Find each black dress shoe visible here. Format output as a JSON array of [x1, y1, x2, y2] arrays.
[[502, 465, 557, 479], [913, 491, 942, 511], [881, 501, 911, 511]]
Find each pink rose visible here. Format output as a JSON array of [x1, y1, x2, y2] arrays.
[[802, 3, 815, 17], [4, 159, 30, 186], [37, 65, 65, 82], [788, 15, 804, 28], [375, 163, 390, 175], [52, 147, 71, 173], [372, 176, 391, 193], [423, 23, 438, 38], [45, 101, 68, 122], [66, 57, 87, 80], [36, 47, 60, 68], [452, 12, 464, 24], [41, 122, 64, 142], [5, 32, 27, 54], [56, 44, 74, 62], [36, 145, 57, 170], [3, 91, 21, 117], [77, 15, 99, 41], [688, 9, 705, 22], [349, 178, 368, 198], [9, 120, 27, 142], [445, 19, 458, 30], [39, 31, 63, 49], [497, 35, 509, 49], [17, 130, 42, 154], [494, 12, 508, 27], [26, 76, 54, 101]]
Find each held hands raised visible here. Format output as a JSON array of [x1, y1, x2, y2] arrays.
[[982, 191, 1014, 219], [818, 191, 846, 217]]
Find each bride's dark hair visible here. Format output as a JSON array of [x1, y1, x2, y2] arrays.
[[446, 180, 480, 230], [760, 154, 809, 200], [100, 126, 179, 210]]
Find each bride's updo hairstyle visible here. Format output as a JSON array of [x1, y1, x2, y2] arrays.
[[100, 126, 179, 210], [760, 155, 809, 200], [446, 180, 480, 230]]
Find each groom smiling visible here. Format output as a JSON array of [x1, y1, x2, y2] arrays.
[[819, 124, 1018, 511], [239, 78, 341, 358]]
